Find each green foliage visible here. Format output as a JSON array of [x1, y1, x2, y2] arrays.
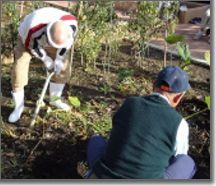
[[117, 77, 137, 94], [167, 18, 178, 35], [92, 114, 112, 135], [118, 68, 134, 82], [165, 34, 185, 44], [68, 96, 81, 108], [76, 28, 102, 66], [28, 1, 45, 11], [159, 1, 180, 22], [130, 1, 162, 36], [165, 33, 191, 70], [129, 1, 163, 53], [80, 1, 116, 30], [185, 96, 210, 120], [99, 84, 112, 95], [75, 1, 118, 67], [50, 96, 60, 102], [129, 1, 179, 59], [204, 51, 210, 65], [1, 2, 20, 56], [205, 96, 210, 110], [0, 122, 17, 138], [102, 21, 129, 59], [46, 99, 112, 136], [176, 42, 191, 70]]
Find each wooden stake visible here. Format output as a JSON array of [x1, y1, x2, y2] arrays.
[[163, 22, 168, 68], [19, 1, 24, 18]]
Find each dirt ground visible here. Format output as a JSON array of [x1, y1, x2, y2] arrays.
[[1, 43, 210, 179]]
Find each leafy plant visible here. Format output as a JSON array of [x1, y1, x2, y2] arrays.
[[92, 115, 112, 135], [165, 34, 185, 44], [68, 96, 81, 108], [117, 77, 137, 94], [74, 1, 118, 69], [28, 1, 45, 11], [76, 28, 102, 67], [204, 51, 210, 65], [185, 96, 210, 120], [158, 1, 180, 23], [129, 1, 164, 65], [101, 21, 129, 71], [205, 96, 210, 110], [176, 42, 191, 70], [1, 2, 20, 57], [118, 68, 134, 82], [99, 84, 112, 95], [165, 33, 191, 70], [128, 1, 179, 67]]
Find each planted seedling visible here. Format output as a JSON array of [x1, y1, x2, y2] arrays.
[[185, 96, 210, 120], [176, 42, 191, 70], [117, 68, 134, 82], [68, 96, 81, 108], [99, 84, 112, 95], [117, 76, 137, 94]]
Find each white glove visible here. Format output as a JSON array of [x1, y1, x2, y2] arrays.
[[30, 47, 46, 59], [43, 56, 54, 70], [54, 59, 64, 75], [30, 48, 54, 70]]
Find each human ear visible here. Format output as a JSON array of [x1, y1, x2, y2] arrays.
[[173, 93, 183, 104]]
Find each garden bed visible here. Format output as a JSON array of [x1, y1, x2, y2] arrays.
[[1, 44, 210, 179], [1, 1, 210, 180]]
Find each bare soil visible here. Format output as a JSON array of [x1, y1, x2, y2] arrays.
[[1, 43, 210, 179]]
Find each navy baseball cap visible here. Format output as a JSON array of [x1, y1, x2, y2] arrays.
[[155, 66, 191, 93]]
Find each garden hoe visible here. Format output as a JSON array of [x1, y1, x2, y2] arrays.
[[30, 71, 55, 128]]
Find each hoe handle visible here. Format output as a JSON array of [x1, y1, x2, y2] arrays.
[[30, 72, 55, 128]]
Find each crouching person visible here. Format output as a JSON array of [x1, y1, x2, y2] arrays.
[[9, 7, 78, 123], [84, 66, 196, 179]]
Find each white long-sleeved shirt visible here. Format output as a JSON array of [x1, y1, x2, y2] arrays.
[[152, 93, 189, 156]]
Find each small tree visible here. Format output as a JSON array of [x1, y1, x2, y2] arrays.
[[74, 1, 117, 70], [1, 2, 20, 58], [158, 1, 180, 68], [129, 1, 164, 67], [129, 1, 179, 68]]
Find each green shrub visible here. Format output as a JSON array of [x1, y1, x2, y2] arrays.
[[1, 2, 20, 56]]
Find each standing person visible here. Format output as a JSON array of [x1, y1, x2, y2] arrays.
[[8, 7, 78, 123], [84, 66, 196, 179], [194, 8, 210, 40]]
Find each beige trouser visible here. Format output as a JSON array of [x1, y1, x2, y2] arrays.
[[11, 37, 71, 90]]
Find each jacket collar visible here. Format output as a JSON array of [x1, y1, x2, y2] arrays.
[[151, 92, 171, 105]]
